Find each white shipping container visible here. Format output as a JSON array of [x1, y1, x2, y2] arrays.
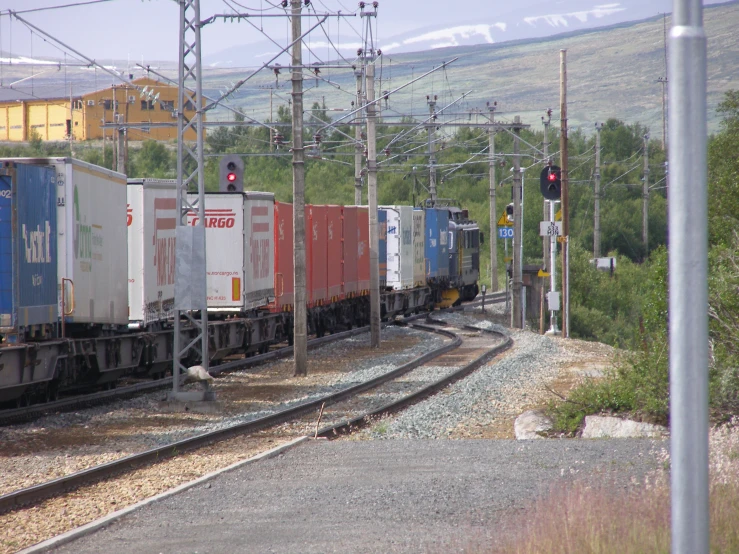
[[381, 205, 414, 290], [412, 209, 426, 287], [21, 158, 132, 327], [187, 192, 275, 312], [127, 179, 177, 327]]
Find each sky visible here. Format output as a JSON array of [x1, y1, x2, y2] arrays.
[[0, 0, 727, 64]]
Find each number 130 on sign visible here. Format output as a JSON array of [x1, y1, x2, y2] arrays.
[[498, 227, 514, 239]]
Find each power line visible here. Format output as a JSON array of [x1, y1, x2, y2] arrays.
[[1, 1, 113, 17]]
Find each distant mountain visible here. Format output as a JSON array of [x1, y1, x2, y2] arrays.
[[203, 0, 731, 68], [196, 1, 738, 134]]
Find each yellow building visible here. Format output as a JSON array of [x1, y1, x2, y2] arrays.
[[0, 77, 202, 142]]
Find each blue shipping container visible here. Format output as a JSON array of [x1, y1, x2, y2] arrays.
[[0, 162, 58, 335], [424, 208, 439, 279], [423, 208, 450, 282], [436, 208, 449, 278], [378, 209, 387, 288]]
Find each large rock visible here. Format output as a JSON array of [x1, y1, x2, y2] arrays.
[[581, 415, 667, 439], [514, 410, 553, 439]]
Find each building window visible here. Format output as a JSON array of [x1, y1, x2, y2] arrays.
[[160, 100, 174, 111], [141, 100, 154, 110], [103, 99, 113, 110], [183, 99, 195, 111]]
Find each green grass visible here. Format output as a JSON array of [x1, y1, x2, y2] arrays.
[[451, 420, 739, 554]]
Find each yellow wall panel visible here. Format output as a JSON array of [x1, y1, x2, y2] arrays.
[[0, 106, 8, 141], [8, 105, 25, 141]]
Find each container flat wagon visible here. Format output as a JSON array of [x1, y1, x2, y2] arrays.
[[0, 157, 479, 406]]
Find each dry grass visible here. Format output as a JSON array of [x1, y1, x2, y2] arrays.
[[455, 419, 739, 553]]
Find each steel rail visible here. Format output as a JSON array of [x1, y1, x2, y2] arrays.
[[317, 325, 513, 437], [0, 294, 508, 424], [0, 324, 465, 514]]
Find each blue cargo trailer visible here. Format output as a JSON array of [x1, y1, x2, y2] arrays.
[[424, 208, 450, 282], [0, 162, 58, 342]]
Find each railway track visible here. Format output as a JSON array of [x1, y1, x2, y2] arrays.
[[0, 292, 508, 425], [0, 315, 511, 517]]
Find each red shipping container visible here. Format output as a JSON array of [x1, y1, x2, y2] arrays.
[[357, 207, 370, 293], [326, 205, 343, 301], [273, 201, 294, 312], [342, 206, 359, 297], [308, 205, 329, 306]]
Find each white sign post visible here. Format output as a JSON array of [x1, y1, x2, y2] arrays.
[[539, 221, 563, 237]]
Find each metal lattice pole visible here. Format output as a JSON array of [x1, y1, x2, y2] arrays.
[[172, 0, 209, 400]]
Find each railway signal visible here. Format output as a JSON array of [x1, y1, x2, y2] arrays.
[[219, 154, 244, 192], [505, 202, 514, 222], [539, 165, 561, 200]]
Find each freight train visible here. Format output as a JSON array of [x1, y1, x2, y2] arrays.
[[0, 157, 481, 406]]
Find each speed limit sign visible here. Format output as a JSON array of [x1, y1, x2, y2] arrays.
[[498, 227, 514, 239]]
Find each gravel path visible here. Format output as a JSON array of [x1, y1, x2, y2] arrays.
[[49, 439, 665, 554]]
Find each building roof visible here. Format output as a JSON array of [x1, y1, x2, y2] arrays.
[[0, 76, 177, 106]]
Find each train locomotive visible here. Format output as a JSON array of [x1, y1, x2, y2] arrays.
[[0, 157, 481, 406]]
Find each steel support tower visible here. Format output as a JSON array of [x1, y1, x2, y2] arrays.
[[170, 0, 210, 401]]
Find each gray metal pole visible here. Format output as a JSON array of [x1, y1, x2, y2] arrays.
[[366, 64, 381, 347], [194, 1, 208, 372], [669, 0, 709, 551], [642, 133, 650, 258], [560, 49, 570, 338], [548, 200, 559, 334], [428, 98, 437, 204], [488, 104, 498, 292], [512, 116, 523, 329], [116, 127, 125, 174], [594, 123, 602, 258], [542, 115, 551, 271], [291, 0, 308, 376], [354, 70, 363, 205]]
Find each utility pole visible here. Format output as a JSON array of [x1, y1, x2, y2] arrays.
[[366, 64, 380, 347], [594, 122, 603, 258], [642, 133, 650, 259], [116, 126, 125, 173], [354, 69, 364, 204], [488, 101, 498, 292], [291, 0, 308, 376], [269, 88, 274, 152], [427, 95, 437, 204], [542, 110, 551, 271], [69, 85, 75, 157], [560, 49, 570, 338], [512, 116, 523, 329], [658, 77, 668, 151]]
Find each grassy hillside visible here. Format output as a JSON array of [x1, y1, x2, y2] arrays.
[[204, 1, 739, 134]]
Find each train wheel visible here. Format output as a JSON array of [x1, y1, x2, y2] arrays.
[[15, 391, 30, 408], [44, 381, 60, 403]]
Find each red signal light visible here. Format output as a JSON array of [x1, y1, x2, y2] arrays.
[[548, 172, 557, 181], [227, 172, 237, 182]]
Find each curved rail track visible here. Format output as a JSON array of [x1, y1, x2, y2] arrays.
[[0, 292, 508, 425], [0, 313, 511, 516]]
